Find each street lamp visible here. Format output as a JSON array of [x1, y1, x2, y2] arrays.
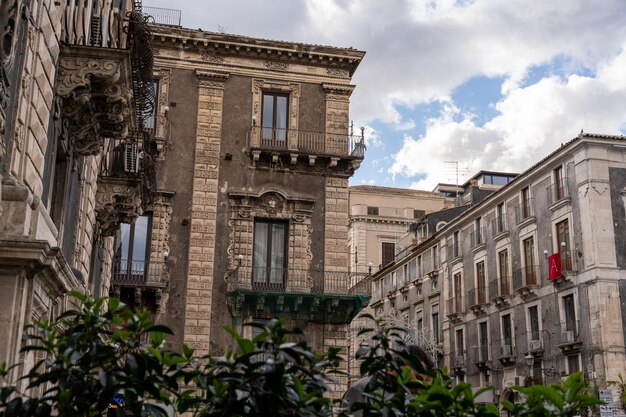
[[524, 353, 557, 376]]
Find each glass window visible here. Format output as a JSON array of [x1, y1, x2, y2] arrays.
[[476, 261, 486, 303], [382, 242, 394, 266], [261, 93, 288, 142], [502, 313, 513, 347], [253, 220, 288, 288], [432, 305, 440, 344], [523, 237, 537, 285], [528, 305, 540, 341], [478, 321, 489, 361], [113, 214, 151, 282]]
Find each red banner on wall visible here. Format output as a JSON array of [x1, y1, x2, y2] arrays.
[[548, 253, 562, 280]]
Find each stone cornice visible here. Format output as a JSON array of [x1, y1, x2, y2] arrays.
[[150, 25, 364, 76], [195, 69, 230, 82], [322, 83, 355, 96]]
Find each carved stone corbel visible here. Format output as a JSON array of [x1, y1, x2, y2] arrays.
[[95, 179, 143, 236], [55, 51, 133, 155]]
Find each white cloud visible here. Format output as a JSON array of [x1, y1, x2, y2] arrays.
[[390, 45, 626, 190]]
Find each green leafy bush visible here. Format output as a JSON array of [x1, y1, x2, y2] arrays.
[[0, 295, 601, 417]]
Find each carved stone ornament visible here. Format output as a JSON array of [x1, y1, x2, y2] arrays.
[[200, 51, 226, 63], [0, 0, 17, 135], [95, 179, 143, 237], [261, 193, 285, 216], [55, 56, 132, 155], [265, 61, 289, 71], [326, 68, 349, 77]]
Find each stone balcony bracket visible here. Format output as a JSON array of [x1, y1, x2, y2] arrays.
[[56, 46, 134, 156], [95, 178, 143, 237]]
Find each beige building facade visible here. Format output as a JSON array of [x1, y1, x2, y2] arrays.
[[0, 0, 158, 381], [369, 133, 626, 408]]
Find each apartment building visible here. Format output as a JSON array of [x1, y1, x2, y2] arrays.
[[369, 133, 626, 408]]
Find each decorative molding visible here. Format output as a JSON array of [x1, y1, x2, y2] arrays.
[[200, 51, 226, 63], [265, 60, 289, 71], [195, 69, 230, 86], [326, 68, 349, 77], [56, 56, 133, 155], [322, 83, 355, 97], [95, 179, 143, 237], [250, 79, 300, 147]]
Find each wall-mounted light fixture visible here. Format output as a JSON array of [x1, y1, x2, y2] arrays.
[[236, 254, 244, 265], [543, 249, 549, 259], [368, 261, 373, 275]]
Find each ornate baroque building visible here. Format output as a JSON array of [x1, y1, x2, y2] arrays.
[[144, 13, 369, 394], [369, 133, 626, 409], [0, 0, 159, 380]]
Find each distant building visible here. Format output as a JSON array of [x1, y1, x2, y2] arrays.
[[368, 133, 626, 409]]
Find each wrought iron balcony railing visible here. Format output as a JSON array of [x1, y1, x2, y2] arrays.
[[468, 286, 488, 307], [248, 126, 365, 158], [111, 258, 166, 286], [470, 227, 486, 248], [491, 214, 507, 236], [226, 267, 368, 295], [489, 276, 512, 300], [547, 178, 569, 205], [514, 198, 535, 224], [513, 265, 538, 290]]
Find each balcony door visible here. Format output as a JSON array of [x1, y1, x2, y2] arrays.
[[252, 220, 287, 290], [261, 92, 288, 145], [114, 215, 151, 284]]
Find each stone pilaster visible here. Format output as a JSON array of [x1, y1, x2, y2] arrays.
[[323, 84, 354, 154], [183, 70, 228, 354]]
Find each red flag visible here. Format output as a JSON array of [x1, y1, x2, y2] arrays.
[[548, 253, 562, 280]]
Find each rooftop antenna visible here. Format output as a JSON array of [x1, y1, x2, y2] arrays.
[[444, 161, 469, 197]]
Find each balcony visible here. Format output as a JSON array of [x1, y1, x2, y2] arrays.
[[472, 344, 490, 369], [95, 135, 148, 236], [111, 258, 167, 287], [514, 198, 535, 226], [497, 341, 516, 367], [551, 250, 578, 285], [248, 126, 366, 169], [225, 267, 371, 324], [468, 287, 489, 316], [513, 265, 538, 298], [489, 276, 512, 307], [547, 178, 570, 208], [557, 320, 582, 353], [451, 351, 466, 370], [491, 215, 509, 239], [470, 228, 486, 252], [446, 297, 463, 322], [447, 242, 462, 264], [57, 1, 154, 155]]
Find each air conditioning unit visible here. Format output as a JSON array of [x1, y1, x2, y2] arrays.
[[528, 339, 542, 351], [562, 330, 575, 343], [500, 344, 512, 356], [124, 143, 139, 173]]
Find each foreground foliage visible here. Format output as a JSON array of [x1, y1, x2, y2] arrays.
[[0, 294, 601, 416]]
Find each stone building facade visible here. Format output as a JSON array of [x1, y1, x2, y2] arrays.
[[147, 20, 369, 394], [0, 0, 158, 381], [369, 133, 626, 408]]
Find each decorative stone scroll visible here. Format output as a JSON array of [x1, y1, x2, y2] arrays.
[[55, 55, 133, 155], [94, 179, 143, 237]]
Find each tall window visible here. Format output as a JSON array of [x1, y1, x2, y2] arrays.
[[453, 231, 460, 258], [523, 236, 537, 285], [253, 220, 287, 289], [381, 242, 395, 266], [521, 186, 531, 218], [432, 245, 439, 269], [502, 313, 513, 350], [261, 92, 288, 142], [432, 304, 440, 344], [455, 328, 464, 357], [416, 310, 423, 333], [476, 261, 486, 303], [563, 294, 576, 333], [496, 202, 505, 233], [453, 272, 462, 313], [478, 321, 489, 361], [475, 217, 482, 245], [556, 219, 571, 270], [114, 215, 151, 283], [554, 166, 564, 200], [528, 305, 540, 341], [498, 249, 510, 295], [144, 80, 159, 131]]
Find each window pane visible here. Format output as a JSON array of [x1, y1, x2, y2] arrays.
[[262, 95, 274, 127], [132, 216, 149, 263], [269, 223, 286, 284], [275, 96, 287, 132], [253, 222, 268, 283]]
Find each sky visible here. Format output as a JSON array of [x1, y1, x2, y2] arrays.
[[144, 0, 626, 191]]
